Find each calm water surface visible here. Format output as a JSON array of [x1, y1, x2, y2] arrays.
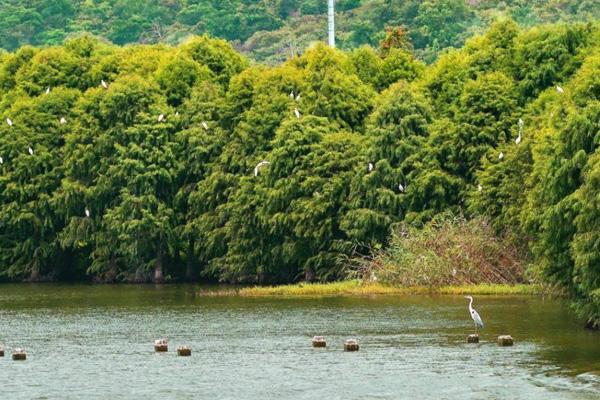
[[1, 284, 599, 399]]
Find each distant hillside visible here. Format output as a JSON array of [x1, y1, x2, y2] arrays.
[[0, 0, 597, 63]]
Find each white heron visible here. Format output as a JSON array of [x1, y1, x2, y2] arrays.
[[175, 111, 180, 117], [295, 94, 301, 102], [368, 162, 374, 172], [254, 160, 270, 176], [398, 183, 405, 193], [158, 114, 165, 122], [0, 156, 3, 164], [499, 152, 504, 160], [85, 208, 90, 218], [60, 117, 67, 124], [6, 118, 13, 127], [101, 80, 109, 89], [289, 91, 295, 99], [294, 108, 301, 119], [556, 85, 564, 94], [45, 87, 51, 95], [202, 121, 209, 130], [465, 296, 484, 333], [477, 184, 483, 192], [515, 135, 522, 145], [28, 147, 34, 155]]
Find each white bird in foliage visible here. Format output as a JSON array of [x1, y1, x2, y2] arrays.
[[499, 152, 504, 160], [478, 184, 483, 192], [6, 118, 13, 127], [158, 114, 165, 122], [294, 108, 301, 119], [398, 183, 405, 193], [101, 80, 109, 89], [556, 85, 564, 94], [0, 156, 3, 164], [254, 160, 270, 176], [60, 117, 67, 124], [295, 94, 301, 102], [515, 135, 522, 145], [45, 87, 51, 95], [85, 208, 90, 218], [465, 296, 484, 333], [516, 118, 523, 145], [202, 121, 209, 130], [290, 91, 295, 99], [368, 162, 374, 172], [28, 147, 34, 155], [175, 111, 180, 117]]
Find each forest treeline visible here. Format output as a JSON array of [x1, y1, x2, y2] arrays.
[[1, 20, 600, 326], [0, 0, 598, 63]]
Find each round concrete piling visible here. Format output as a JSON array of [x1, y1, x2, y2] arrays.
[[344, 339, 359, 352], [497, 335, 514, 346], [467, 334, 479, 343], [12, 348, 26, 361], [312, 336, 326, 348], [177, 346, 192, 356], [154, 339, 168, 352]]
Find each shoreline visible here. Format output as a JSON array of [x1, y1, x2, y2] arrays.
[[204, 281, 551, 297]]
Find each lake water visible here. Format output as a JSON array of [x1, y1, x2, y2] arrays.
[[0, 284, 599, 399]]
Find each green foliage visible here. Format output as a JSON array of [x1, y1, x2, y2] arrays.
[[0, 0, 596, 65], [1, 21, 600, 329]]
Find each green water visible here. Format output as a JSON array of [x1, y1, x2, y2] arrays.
[[1, 284, 599, 399]]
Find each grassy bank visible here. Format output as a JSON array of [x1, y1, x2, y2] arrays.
[[206, 281, 548, 297]]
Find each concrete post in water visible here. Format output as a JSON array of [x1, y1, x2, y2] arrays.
[[177, 346, 192, 356], [467, 334, 479, 343], [154, 338, 168, 352], [497, 335, 514, 346], [344, 339, 359, 351], [0, 345, 4, 357], [12, 348, 26, 360], [312, 336, 326, 347]]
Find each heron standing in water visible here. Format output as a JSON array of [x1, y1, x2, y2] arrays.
[[465, 296, 484, 333]]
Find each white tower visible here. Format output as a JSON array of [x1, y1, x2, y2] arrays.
[[328, 0, 335, 48]]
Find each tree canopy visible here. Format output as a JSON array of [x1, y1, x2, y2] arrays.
[[1, 20, 600, 327]]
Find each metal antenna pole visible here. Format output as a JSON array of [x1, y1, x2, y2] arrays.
[[328, 0, 335, 48]]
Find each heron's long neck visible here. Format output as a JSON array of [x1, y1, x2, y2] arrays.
[[468, 297, 473, 312]]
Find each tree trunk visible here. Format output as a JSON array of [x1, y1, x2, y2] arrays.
[[154, 250, 164, 283], [185, 237, 197, 281]]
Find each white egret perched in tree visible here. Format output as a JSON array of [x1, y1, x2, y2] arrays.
[[85, 208, 90, 218], [465, 296, 484, 333], [101, 80, 109, 89], [295, 94, 301, 102], [368, 162, 374, 172], [28, 147, 34, 155], [202, 121, 209, 130], [294, 108, 301, 119], [516, 118, 524, 145], [158, 114, 165, 122], [478, 184, 483, 192], [45, 87, 51, 95], [60, 117, 67, 124], [556, 85, 564, 94], [289, 91, 294, 99], [6, 117, 13, 127], [254, 161, 270, 177], [499, 152, 504, 160], [398, 183, 405, 193], [0, 156, 3, 164]]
